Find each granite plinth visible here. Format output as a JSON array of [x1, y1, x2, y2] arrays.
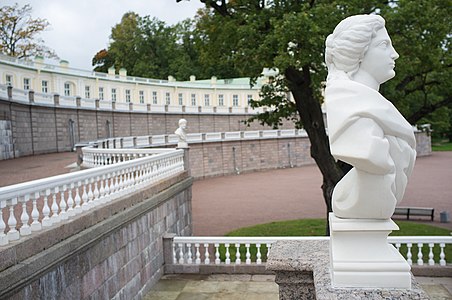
[[329, 213, 412, 288], [266, 240, 430, 300]]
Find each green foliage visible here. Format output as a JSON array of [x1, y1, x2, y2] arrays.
[[92, 13, 205, 80], [380, 0, 452, 136], [0, 3, 57, 59]]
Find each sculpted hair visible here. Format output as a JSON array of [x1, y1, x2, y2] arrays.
[[325, 15, 385, 82]]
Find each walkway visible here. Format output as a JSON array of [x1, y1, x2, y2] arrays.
[[192, 151, 452, 235], [0, 151, 451, 299]]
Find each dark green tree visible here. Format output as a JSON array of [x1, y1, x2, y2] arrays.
[[182, 0, 451, 233]]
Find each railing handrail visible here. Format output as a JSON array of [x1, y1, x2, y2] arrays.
[[174, 236, 452, 244], [82, 147, 176, 155], [0, 149, 184, 203]]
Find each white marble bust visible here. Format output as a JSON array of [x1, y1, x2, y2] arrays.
[[175, 118, 188, 148], [325, 15, 416, 219]]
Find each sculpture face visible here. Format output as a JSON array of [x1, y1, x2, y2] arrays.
[[354, 27, 399, 85]]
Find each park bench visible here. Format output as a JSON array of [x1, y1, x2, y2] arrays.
[[393, 207, 435, 221]]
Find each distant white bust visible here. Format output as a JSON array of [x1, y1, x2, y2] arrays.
[[175, 118, 188, 148], [325, 15, 416, 219]]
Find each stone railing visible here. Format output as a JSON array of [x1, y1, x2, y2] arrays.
[[164, 236, 451, 269], [81, 147, 177, 168], [89, 129, 308, 150], [0, 148, 185, 246], [1, 84, 263, 115]]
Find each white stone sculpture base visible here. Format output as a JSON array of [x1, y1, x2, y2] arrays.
[[329, 213, 411, 289]]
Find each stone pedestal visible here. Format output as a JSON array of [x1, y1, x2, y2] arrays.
[[329, 213, 411, 288], [266, 240, 429, 300]]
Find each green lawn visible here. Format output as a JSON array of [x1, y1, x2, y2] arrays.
[[431, 138, 452, 151], [432, 142, 452, 151], [222, 219, 451, 264]]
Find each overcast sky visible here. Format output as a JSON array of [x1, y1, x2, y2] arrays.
[[3, 0, 205, 70]]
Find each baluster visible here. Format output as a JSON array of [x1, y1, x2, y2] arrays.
[[245, 244, 251, 264], [87, 178, 94, 208], [172, 242, 177, 264], [204, 243, 210, 264], [20, 195, 31, 236], [256, 243, 262, 264], [30, 192, 41, 231], [60, 185, 68, 220], [81, 180, 89, 210], [0, 203, 8, 246], [7, 200, 19, 241], [225, 243, 231, 265], [439, 243, 446, 266], [74, 182, 82, 214], [417, 243, 423, 265], [266, 243, 272, 259], [395, 243, 401, 251], [104, 174, 111, 202], [178, 243, 184, 264], [195, 243, 201, 264], [111, 172, 118, 199], [67, 183, 75, 217], [118, 170, 124, 194], [99, 175, 105, 204], [406, 243, 413, 265], [93, 177, 100, 205], [51, 187, 60, 224], [42, 189, 52, 227], [215, 243, 221, 264], [187, 243, 193, 264], [235, 243, 241, 264], [428, 243, 435, 266]]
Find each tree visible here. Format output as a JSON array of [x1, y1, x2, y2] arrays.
[[0, 3, 57, 59], [184, 0, 451, 233], [92, 13, 205, 80], [380, 0, 451, 139]]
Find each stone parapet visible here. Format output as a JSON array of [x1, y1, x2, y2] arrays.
[[0, 173, 193, 299], [267, 240, 430, 300]]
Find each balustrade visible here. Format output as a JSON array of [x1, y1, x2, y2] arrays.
[[170, 236, 451, 267], [0, 149, 185, 246]]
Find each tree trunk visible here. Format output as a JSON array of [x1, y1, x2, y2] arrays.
[[285, 66, 344, 235]]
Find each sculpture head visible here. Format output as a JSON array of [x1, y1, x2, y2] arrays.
[[325, 15, 399, 88], [178, 119, 187, 129]]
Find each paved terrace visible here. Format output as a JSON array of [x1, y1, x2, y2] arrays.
[[0, 151, 451, 299]]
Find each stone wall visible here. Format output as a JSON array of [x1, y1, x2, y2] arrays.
[[188, 136, 314, 179], [0, 98, 293, 160], [0, 173, 193, 300]]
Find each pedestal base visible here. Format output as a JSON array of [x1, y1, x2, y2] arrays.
[[329, 213, 411, 289]]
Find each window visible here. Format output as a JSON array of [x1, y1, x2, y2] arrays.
[[5, 75, 12, 86], [204, 94, 210, 106], [125, 89, 131, 102], [191, 93, 196, 106], [165, 92, 170, 105], [218, 94, 224, 106], [23, 78, 30, 90], [139, 91, 144, 104], [41, 80, 48, 93], [85, 86, 90, 98], [233, 94, 239, 107], [178, 93, 183, 106], [152, 91, 158, 104], [99, 87, 104, 100], [64, 82, 71, 96], [111, 88, 117, 102], [247, 94, 253, 106]]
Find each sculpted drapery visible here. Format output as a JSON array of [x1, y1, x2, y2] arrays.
[[324, 15, 416, 219], [326, 80, 416, 219]]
